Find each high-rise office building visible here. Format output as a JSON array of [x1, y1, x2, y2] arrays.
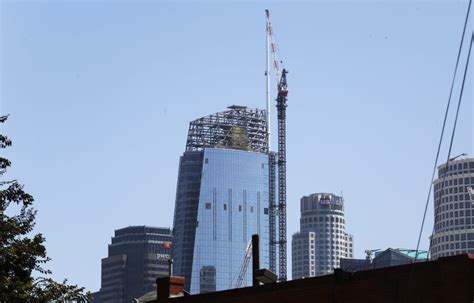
[[172, 105, 270, 294], [292, 193, 353, 279], [97, 226, 172, 303], [430, 157, 474, 259]]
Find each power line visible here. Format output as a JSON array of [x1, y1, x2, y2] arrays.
[[414, 0, 472, 260], [428, 32, 473, 256]]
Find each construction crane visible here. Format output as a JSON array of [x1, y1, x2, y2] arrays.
[[276, 69, 288, 282], [235, 240, 253, 288], [266, 9, 288, 281], [266, 9, 277, 275]]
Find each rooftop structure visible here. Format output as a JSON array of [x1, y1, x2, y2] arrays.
[[340, 248, 428, 272], [140, 254, 474, 303], [185, 106, 268, 154], [374, 248, 429, 260]]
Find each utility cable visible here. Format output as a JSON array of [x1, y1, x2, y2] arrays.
[[428, 32, 473, 257], [445, 33, 473, 163], [414, 0, 472, 260]]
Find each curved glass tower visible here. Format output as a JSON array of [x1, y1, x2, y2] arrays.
[[172, 106, 270, 293]]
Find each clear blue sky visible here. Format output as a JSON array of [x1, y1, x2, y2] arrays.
[[1, 0, 472, 292]]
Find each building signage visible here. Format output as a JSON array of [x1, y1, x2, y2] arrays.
[[319, 195, 331, 205], [157, 254, 170, 260]]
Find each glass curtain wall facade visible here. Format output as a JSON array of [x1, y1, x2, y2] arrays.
[[172, 106, 270, 294], [430, 157, 474, 259]]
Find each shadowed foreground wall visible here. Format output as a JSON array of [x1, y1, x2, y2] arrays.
[[165, 254, 473, 303]]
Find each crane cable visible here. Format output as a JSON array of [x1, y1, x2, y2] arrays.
[[414, 0, 472, 260]]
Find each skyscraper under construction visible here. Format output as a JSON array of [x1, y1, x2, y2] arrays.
[[172, 106, 271, 293]]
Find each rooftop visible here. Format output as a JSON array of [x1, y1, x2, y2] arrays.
[[185, 106, 268, 154], [374, 248, 429, 260], [148, 254, 474, 303]]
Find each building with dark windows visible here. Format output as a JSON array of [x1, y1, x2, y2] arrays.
[[292, 193, 353, 279], [172, 105, 270, 294], [340, 248, 428, 272], [96, 226, 172, 303], [430, 157, 474, 259]]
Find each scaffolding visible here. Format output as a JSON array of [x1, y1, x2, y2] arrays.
[[185, 105, 268, 154]]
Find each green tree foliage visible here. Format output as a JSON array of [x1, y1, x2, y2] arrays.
[[0, 115, 91, 302]]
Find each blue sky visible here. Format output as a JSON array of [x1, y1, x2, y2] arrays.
[[1, 0, 472, 292]]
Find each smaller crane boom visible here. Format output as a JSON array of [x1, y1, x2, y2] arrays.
[[235, 240, 253, 287]]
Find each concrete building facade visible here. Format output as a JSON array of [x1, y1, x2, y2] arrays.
[[292, 193, 353, 279], [98, 226, 172, 303], [430, 157, 474, 259]]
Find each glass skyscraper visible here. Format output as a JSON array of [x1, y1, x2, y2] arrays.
[[172, 106, 270, 293], [97, 226, 172, 303]]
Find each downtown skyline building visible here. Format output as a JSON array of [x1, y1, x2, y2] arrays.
[[430, 157, 474, 259], [96, 226, 172, 303], [292, 193, 353, 279], [172, 105, 271, 293]]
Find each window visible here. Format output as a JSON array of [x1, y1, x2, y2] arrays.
[[239, 205, 242, 212], [205, 203, 212, 209], [250, 206, 254, 213], [264, 208, 269, 215], [205, 158, 209, 164], [223, 204, 227, 211]]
